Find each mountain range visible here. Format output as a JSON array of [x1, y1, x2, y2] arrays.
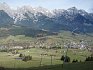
[[0, 3, 93, 36]]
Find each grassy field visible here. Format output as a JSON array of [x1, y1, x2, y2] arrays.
[[1, 62, 92, 70], [0, 48, 92, 69], [0, 48, 62, 68]]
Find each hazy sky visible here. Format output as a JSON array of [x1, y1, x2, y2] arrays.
[[0, 0, 93, 12]]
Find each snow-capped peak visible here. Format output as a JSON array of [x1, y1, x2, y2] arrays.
[[78, 9, 88, 16], [35, 6, 54, 17], [0, 2, 15, 18], [67, 7, 78, 15]]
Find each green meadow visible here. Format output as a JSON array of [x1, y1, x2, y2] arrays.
[[0, 48, 92, 70]]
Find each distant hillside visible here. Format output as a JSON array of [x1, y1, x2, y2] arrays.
[[0, 27, 58, 37], [0, 10, 14, 27]]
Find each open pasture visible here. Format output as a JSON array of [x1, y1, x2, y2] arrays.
[[0, 48, 91, 68]]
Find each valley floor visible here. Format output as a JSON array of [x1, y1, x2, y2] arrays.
[[0, 48, 92, 70]]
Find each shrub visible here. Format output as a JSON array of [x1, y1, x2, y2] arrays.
[[72, 59, 78, 63], [19, 53, 24, 57], [85, 56, 93, 61], [22, 55, 32, 62], [61, 55, 64, 61], [61, 55, 70, 62]]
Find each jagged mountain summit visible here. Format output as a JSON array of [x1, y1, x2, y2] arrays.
[[0, 3, 93, 33]]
